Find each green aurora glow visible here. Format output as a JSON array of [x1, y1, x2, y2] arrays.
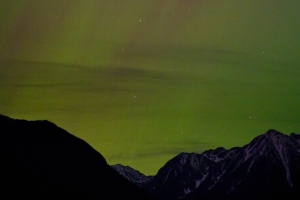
[[1, 0, 300, 175]]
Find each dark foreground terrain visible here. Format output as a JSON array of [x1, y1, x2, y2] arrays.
[[0, 114, 153, 199], [2, 114, 300, 199]]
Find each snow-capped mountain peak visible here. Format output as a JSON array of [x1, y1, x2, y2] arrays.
[[114, 130, 300, 199], [243, 129, 296, 187]]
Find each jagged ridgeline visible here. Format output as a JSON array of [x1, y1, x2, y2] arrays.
[[113, 130, 300, 200], [1, 114, 300, 200]]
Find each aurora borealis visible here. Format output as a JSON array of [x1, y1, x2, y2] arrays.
[[1, 0, 300, 175]]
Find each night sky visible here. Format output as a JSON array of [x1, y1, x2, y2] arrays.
[[1, 0, 300, 175]]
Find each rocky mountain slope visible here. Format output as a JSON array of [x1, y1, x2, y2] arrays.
[[3, 114, 299, 199], [112, 164, 153, 188], [115, 129, 300, 200]]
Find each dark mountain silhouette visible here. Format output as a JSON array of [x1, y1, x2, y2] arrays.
[[0, 114, 153, 199], [3, 114, 300, 199], [114, 129, 300, 200]]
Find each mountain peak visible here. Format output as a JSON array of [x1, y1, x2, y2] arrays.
[[264, 129, 288, 139], [244, 129, 297, 188], [248, 129, 291, 150], [265, 128, 283, 135], [262, 129, 291, 147], [114, 130, 300, 199]]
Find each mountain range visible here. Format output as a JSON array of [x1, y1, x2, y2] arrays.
[[113, 129, 300, 199], [1, 114, 300, 199]]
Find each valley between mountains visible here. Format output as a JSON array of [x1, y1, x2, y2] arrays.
[[1, 114, 300, 199]]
